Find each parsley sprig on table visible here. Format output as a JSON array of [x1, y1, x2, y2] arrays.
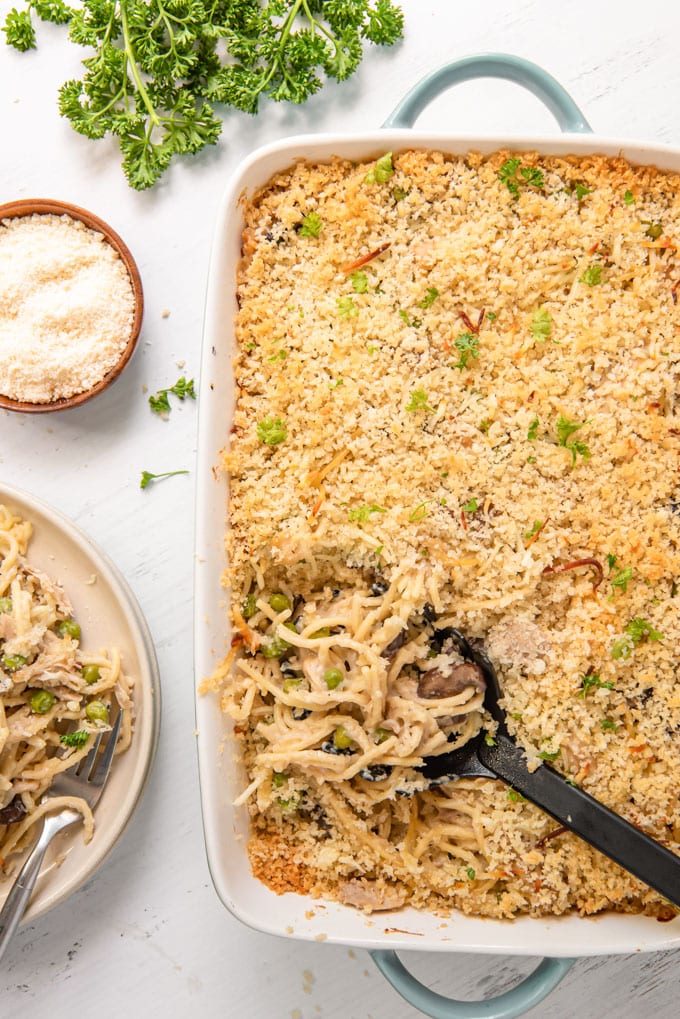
[[149, 376, 196, 414], [3, 0, 404, 189]]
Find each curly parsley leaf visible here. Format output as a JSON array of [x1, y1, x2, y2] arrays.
[[140, 468, 189, 490], [4, 0, 404, 189], [527, 415, 539, 441], [348, 503, 386, 523], [611, 617, 664, 659], [452, 332, 479, 371], [337, 296, 358, 318], [578, 265, 603, 286], [299, 212, 322, 238], [498, 157, 543, 199], [257, 416, 288, 446], [59, 729, 90, 748], [556, 414, 590, 466], [531, 307, 551, 342], [3, 7, 36, 49], [350, 271, 368, 293], [149, 377, 196, 414], [578, 673, 613, 698], [365, 151, 394, 184], [417, 286, 439, 309], [405, 387, 433, 413]]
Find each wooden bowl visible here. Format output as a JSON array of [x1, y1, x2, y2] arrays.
[[0, 199, 144, 413]]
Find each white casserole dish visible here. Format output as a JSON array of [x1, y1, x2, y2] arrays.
[[194, 53, 680, 1018]]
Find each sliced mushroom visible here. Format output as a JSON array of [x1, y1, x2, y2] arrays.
[[0, 795, 27, 825], [417, 662, 485, 699]]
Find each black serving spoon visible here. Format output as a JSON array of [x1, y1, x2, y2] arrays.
[[420, 628, 680, 909]]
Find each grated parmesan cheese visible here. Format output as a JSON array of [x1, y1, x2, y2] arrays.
[[0, 213, 136, 403]]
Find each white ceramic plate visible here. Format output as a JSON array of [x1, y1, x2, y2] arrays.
[[0, 483, 161, 922], [195, 129, 680, 959]]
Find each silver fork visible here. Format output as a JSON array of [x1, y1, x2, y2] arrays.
[[0, 706, 122, 961]]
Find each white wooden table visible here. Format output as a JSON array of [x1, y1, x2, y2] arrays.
[[1, 2, 680, 1015]]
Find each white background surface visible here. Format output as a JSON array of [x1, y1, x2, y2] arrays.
[[1, 1, 680, 1016]]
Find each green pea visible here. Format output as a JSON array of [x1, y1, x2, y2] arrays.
[[81, 664, 101, 685], [0, 598, 12, 613], [86, 700, 109, 723], [282, 676, 303, 693], [3, 654, 27, 672], [272, 772, 288, 788], [373, 727, 391, 744], [323, 667, 344, 690], [30, 689, 55, 714], [241, 593, 258, 619], [269, 593, 291, 613], [261, 636, 291, 659], [58, 619, 81, 640], [333, 725, 352, 750]]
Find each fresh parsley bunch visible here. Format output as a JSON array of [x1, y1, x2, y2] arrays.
[[3, 0, 404, 189]]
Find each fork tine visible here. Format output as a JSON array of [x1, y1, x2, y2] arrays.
[[90, 707, 122, 783], [77, 731, 104, 779]]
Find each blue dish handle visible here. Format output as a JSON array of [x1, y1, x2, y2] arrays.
[[371, 951, 575, 1019], [374, 52, 587, 1019], [383, 52, 592, 134]]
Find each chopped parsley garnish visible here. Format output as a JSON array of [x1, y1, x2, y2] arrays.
[[527, 415, 539, 441], [328, 377, 344, 389], [267, 348, 287, 362], [417, 286, 440, 309], [572, 182, 593, 201], [498, 158, 544, 198], [465, 866, 476, 880], [408, 502, 430, 522], [611, 617, 665, 659], [524, 520, 543, 540], [556, 414, 590, 466], [623, 190, 635, 205], [479, 418, 491, 433], [578, 673, 613, 697], [256, 416, 288, 446], [538, 748, 560, 762], [486, 311, 497, 321], [405, 387, 433, 413], [578, 265, 603, 286], [611, 566, 633, 593], [299, 211, 322, 238], [365, 152, 394, 184], [337, 296, 358, 318], [601, 718, 618, 732], [392, 186, 409, 202], [349, 270, 368, 293], [484, 733, 497, 746], [348, 504, 386, 523], [398, 309, 422, 328], [452, 332, 479, 371], [462, 498, 478, 513], [507, 788, 526, 802], [148, 376, 196, 414], [59, 730, 89, 748], [140, 469, 189, 489], [531, 307, 552, 342], [606, 553, 618, 572]]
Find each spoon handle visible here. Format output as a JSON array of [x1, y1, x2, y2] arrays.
[[480, 734, 680, 909]]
